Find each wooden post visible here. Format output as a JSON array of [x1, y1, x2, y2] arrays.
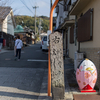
[[50, 32, 65, 100]]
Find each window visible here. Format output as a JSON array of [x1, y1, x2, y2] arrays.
[[43, 36, 47, 41]]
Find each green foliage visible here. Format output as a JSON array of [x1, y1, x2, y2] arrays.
[[36, 36, 40, 41], [14, 16, 49, 32]]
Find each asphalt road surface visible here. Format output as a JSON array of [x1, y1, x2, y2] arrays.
[[0, 42, 49, 100], [0, 42, 48, 68]]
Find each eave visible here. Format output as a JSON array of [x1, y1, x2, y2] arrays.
[[60, 19, 75, 29], [69, 0, 91, 15]]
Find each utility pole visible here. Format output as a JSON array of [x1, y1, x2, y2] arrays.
[[39, 18, 42, 35], [33, 6, 39, 35], [50, 0, 52, 9]]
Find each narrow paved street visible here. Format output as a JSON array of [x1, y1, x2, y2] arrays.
[[0, 42, 48, 100], [0, 42, 48, 68]]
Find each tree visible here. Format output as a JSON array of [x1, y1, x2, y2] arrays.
[[14, 16, 50, 33]]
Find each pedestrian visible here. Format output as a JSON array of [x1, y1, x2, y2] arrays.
[[15, 35, 23, 61], [14, 36, 17, 56], [0, 36, 3, 52]]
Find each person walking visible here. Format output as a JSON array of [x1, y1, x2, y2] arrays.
[[15, 35, 23, 61], [0, 36, 3, 52]]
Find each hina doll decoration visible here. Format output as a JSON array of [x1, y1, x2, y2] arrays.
[[76, 58, 97, 92]]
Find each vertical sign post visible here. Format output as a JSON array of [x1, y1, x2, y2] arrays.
[[50, 32, 65, 99]]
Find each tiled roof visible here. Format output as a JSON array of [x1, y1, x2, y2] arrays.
[[0, 6, 12, 20]]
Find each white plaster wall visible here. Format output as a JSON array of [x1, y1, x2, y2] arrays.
[[2, 11, 14, 36], [67, 27, 78, 59], [7, 13, 14, 36], [56, 1, 64, 28], [2, 17, 7, 33]]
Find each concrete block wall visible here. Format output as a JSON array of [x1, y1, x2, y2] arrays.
[[80, 48, 100, 88]]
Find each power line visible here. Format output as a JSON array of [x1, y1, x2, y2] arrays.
[[29, 0, 33, 7], [20, 0, 33, 14], [50, 0, 52, 9], [42, 0, 49, 4], [37, 9, 43, 15]]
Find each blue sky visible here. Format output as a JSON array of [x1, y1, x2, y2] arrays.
[[9, 0, 56, 17]]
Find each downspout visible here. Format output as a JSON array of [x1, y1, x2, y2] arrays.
[[78, 42, 80, 53], [75, 15, 80, 53], [48, 0, 59, 96]]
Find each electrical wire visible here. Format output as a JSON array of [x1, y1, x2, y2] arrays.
[[42, 0, 49, 4], [30, 0, 34, 5], [29, 0, 33, 7], [37, 9, 43, 15], [19, 0, 50, 17], [20, 0, 33, 14]]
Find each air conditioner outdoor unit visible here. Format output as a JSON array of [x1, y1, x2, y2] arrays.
[[74, 52, 84, 72]]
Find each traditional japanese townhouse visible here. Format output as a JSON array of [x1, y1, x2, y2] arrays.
[[14, 25, 35, 45], [0, 6, 16, 47], [55, 0, 100, 88], [68, 0, 100, 88], [55, 0, 75, 57]]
